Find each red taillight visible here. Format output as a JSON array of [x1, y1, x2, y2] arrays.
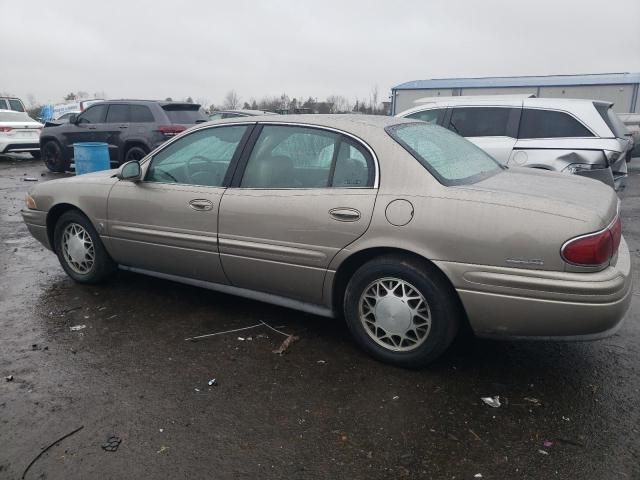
[[561, 216, 621, 266], [158, 125, 186, 137], [0, 126, 14, 132]]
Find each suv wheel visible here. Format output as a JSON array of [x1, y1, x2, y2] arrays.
[[124, 145, 148, 163], [343, 255, 460, 368], [53, 210, 116, 283], [42, 141, 68, 172]]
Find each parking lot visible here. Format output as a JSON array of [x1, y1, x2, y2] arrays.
[[1, 155, 639, 479]]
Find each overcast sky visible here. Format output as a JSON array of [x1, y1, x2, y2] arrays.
[[2, 0, 639, 107]]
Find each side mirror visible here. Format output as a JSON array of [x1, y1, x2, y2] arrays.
[[68, 113, 78, 124], [117, 160, 142, 182]]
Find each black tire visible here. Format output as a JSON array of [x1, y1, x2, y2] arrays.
[[343, 255, 460, 368], [124, 145, 148, 163], [42, 140, 69, 172], [53, 210, 116, 284], [31, 151, 41, 159]]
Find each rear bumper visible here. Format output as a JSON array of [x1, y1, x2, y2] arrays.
[[21, 209, 52, 250], [437, 237, 632, 339], [0, 141, 40, 153]]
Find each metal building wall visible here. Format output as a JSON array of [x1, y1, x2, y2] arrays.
[[538, 85, 634, 112]]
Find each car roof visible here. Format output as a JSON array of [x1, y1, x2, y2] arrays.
[[105, 99, 202, 108], [211, 109, 278, 116], [202, 114, 415, 138], [400, 94, 612, 113]]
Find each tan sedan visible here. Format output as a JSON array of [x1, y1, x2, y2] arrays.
[[22, 115, 632, 367]]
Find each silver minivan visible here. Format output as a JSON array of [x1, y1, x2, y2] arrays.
[[396, 95, 631, 190]]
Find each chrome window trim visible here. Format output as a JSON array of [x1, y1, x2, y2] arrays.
[[141, 120, 380, 189]]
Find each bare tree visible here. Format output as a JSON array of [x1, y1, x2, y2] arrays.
[[370, 85, 379, 114], [26, 94, 37, 108], [223, 90, 240, 109]]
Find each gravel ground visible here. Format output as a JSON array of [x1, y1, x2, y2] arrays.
[[1, 155, 639, 480]]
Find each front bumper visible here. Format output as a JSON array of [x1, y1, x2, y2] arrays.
[[437, 237, 632, 339], [21, 209, 52, 250]]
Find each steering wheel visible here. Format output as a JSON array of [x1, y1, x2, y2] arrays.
[[185, 155, 210, 183]]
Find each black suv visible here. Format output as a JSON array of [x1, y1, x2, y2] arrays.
[[40, 100, 208, 172]]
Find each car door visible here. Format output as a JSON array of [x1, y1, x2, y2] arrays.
[[218, 124, 378, 304], [64, 104, 108, 159], [447, 107, 520, 164], [106, 124, 253, 283], [103, 104, 130, 163]]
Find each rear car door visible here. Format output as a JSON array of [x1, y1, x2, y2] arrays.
[[446, 107, 520, 164], [103, 104, 130, 164], [218, 124, 378, 304], [106, 124, 253, 282]]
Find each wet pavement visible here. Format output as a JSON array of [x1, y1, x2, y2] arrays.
[[1, 154, 639, 480]]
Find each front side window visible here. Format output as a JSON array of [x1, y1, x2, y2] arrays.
[[146, 125, 248, 187], [106, 105, 129, 123], [405, 109, 444, 125], [240, 125, 374, 188], [448, 107, 513, 137], [519, 109, 593, 139], [386, 123, 503, 186], [77, 104, 107, 124]]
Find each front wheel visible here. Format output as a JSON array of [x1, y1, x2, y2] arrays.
[[53, 210, 116, 283], [343, 255, 460, 368], [42, 141, 69, 172], [124, 145, 148, 163]]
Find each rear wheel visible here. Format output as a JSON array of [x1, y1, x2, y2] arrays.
[[53, 210, 116, 283], [124, 145, 148, 163], [343, 255, 460, 368], [42, 141, 69, 172]]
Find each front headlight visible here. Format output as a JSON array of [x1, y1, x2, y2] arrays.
[[563, 163, 607, 174], [25, 194, 37, 210]]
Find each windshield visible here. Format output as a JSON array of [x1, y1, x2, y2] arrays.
[[386, 123, 503, 186], [594, 103, 628, 139]]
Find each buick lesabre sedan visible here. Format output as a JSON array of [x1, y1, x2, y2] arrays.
[[22, 115, 632, 367]]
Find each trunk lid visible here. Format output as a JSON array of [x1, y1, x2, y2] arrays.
[[467, 167, 618, 227]]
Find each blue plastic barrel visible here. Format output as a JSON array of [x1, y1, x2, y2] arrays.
[[73, 143, 110, 175]]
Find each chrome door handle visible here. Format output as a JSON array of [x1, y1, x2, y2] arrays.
[[329, 208, 361, 222], [189, 199, 214, 211]]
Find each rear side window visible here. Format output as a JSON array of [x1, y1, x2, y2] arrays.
[[386, 123, 503, 186], [240, 125, 374, 188], [162, 105, 208, 124], [130, 105, 154, 122], [405, 109, 444, 125], [448, 107, 514, 137], [8, 99, 25, 112], [519, 109, 593, 139], [106, 105, 129, 123]]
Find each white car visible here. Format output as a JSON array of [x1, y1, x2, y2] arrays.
[[396, 95, 631, 190], [0, 110, 43, 158]]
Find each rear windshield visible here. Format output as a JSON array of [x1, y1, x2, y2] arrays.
[[386, 123, 503, 186], [594, 103, 628, 138], [0, 111, 31, 122], [162, 105, 208, 124]]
